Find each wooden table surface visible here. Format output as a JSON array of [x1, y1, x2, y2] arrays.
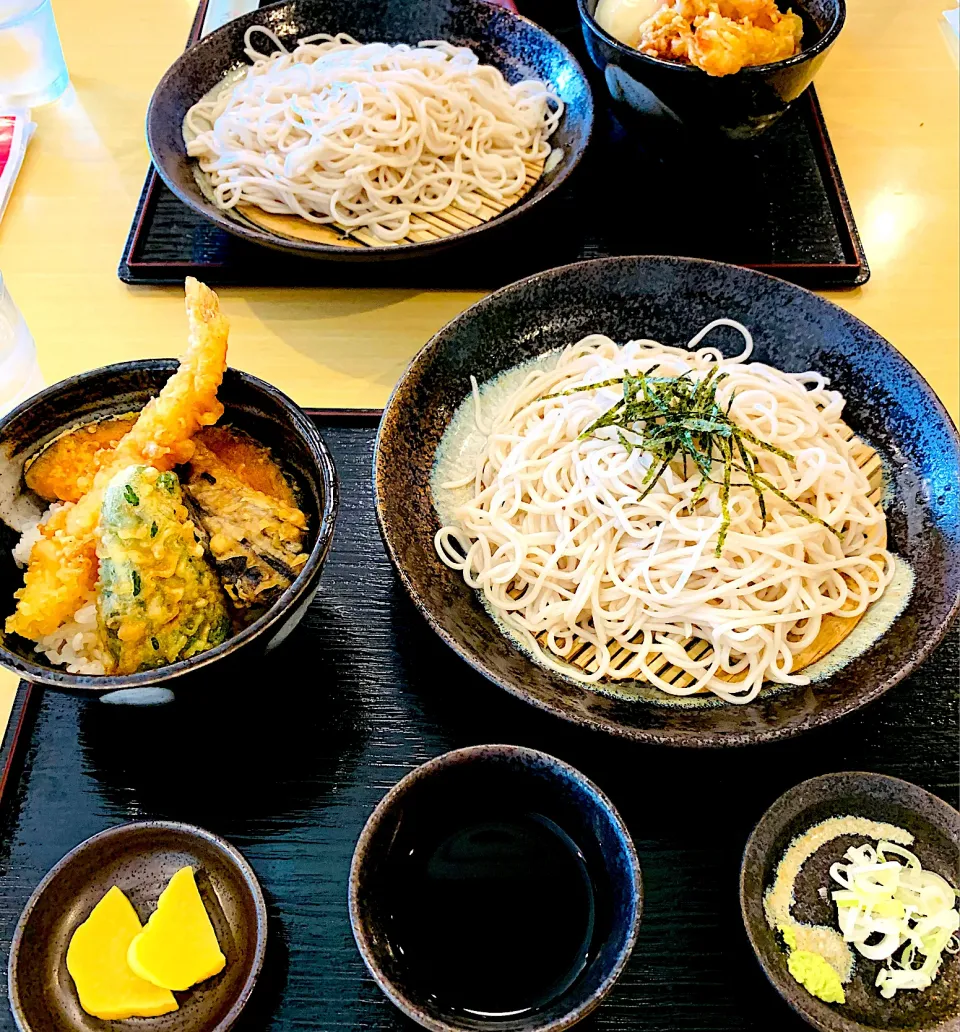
[[0, 0, 957, 717]]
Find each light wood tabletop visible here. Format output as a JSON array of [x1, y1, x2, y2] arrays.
[[0, 0, 957, 723]]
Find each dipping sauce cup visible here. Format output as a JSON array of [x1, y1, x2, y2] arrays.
[[349, 744, 642, 1032]]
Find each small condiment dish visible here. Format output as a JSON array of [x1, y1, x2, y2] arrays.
[[741, 772, 960, 1032], [349, 744, 642, 1032], [8, 821, 268, 1032]]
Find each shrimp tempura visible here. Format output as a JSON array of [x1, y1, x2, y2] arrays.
[[6, 278, 229, 642]]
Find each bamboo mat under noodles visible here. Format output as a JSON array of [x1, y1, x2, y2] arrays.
[[235, 160, 546, 248]]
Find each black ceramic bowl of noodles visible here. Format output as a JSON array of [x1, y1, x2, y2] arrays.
[[0, 361, 338, 693], [146, 0, 594, 261], [374, 256, 960, 747]]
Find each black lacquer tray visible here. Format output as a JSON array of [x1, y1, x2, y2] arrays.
[[119, 0, 868, 289], [0, 413, 955, 1031]]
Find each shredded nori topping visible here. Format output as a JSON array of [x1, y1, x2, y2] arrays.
[[545, 366, 841, 557]]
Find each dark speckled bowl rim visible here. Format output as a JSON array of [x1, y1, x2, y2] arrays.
[[739, 772, 960, 1032], [348, 743, 643, 1032], [577, 0, 846, 77], [145, 0, 594, 260], [373, 254, 960, 748], [7, 820, 269, 1032], [0, 360, 339, 692]]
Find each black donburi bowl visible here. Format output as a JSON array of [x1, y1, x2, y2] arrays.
[[374, 255, 960, 747], [349, 745, 642, 1032], [146, 0, 593, 261], [0, 361, 338, 692], [578, 0, 845, 139]]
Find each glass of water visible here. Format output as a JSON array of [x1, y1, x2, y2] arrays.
[[0, 273, 44, 419], [0, 0, 68, 108]]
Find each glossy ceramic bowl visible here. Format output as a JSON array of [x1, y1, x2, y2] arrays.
[[374, 255, 960, 747], [146, 0, 593, 261], [349, 744, 642, 1032], [741, 773, 960, 1032], [578, 0, 845, 139], [0, 361, 338, 691], [8, 821, 268, 1032]]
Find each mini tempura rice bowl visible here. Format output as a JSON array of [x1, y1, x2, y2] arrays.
[[0, 362, 337, 692]]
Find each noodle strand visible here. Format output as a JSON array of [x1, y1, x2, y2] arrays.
[[184, 31, 562, 242]]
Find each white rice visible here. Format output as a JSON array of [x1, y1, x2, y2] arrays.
[[12, 517, 43, 567], [11, 502, 67, 568], [11, 508, 108, 675], [33, 594, 107, 675]]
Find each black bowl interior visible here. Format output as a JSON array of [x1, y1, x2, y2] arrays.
[[741, 773, 960, 1032], [0, 361, 334, 690], [374, 256, 960, 747], [351, 747, 640, 1031], [8, 822, 267, 1032], [146, 0, 593, 261]]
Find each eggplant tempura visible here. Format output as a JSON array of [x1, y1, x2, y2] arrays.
[[184, 443, 308, 608]]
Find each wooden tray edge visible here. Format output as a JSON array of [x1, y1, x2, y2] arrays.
[[0, 682, 38, 811]]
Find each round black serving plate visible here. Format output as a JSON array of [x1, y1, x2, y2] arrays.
[[578, 0, 845, 139], [146, 0, 593, 261], [8, 821, 267, 1032], [741, 772, 960, 1032], [374, 255, 960, 747], [0, 361, 338, 692]]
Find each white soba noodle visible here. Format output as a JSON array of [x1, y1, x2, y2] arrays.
[[184, 28, 562, 242], [434, 320, 895, 704]]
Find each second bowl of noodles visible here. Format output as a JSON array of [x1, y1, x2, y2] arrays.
[[146, 0, 592, 259], [374, 256, 960, 746]]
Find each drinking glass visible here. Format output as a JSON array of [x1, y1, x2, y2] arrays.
[[0, 272, 44, 418], [0, 0, 68, 108]]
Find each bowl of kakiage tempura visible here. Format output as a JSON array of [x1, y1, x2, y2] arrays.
[[578, 0, 845, 139], [0, 280, 338, 692]]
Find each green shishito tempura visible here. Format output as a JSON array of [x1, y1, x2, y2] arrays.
[[97, 465, 229, 674]]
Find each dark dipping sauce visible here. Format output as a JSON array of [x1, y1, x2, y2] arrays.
[[383, 810, 596, 1018], [353, 751, 641, 1031]]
